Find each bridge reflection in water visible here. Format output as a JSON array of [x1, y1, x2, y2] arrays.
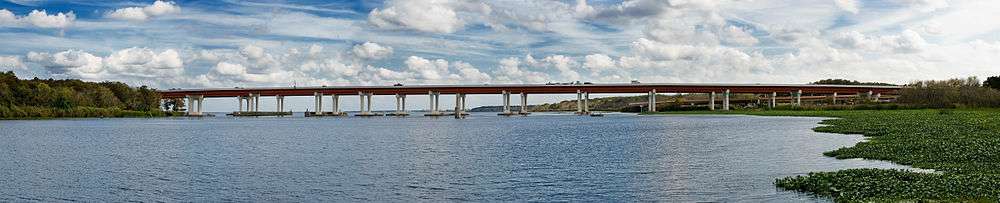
[[158, 83, 901, 117]]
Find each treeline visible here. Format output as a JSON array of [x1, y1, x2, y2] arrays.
[[0, 71, 168, 118], [898, 76, 1000, 108], [810, 79, 895, 86]]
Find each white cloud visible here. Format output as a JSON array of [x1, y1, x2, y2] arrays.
[[835, 0, 860, 14], [351, 42, 394, 60], [833, 29, 928, 53], [27, 50, 104, 79], [0, 9, 16, 24], [240, 44, 266, 59], [492, 56, 549, 83], [0, 9, 75, 29], [890, 0, 949, 12], [0, 55, 24, 70], [368, 0, 469, 33], [720, 25, 759, 46], [404, 56, 450, 80], [25, 10, 75, 28], [104, 47, 184, 77], [583, 54, 616, 72], [213, 62, 247, 76], [107, 0, 180, 22], [541, 55, 581, 81]]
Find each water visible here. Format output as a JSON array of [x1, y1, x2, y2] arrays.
[[0, 113, 918, 202]]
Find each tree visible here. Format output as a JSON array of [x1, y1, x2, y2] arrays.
[[985, 76, 1000, 90], [811, 79, 895, 86]]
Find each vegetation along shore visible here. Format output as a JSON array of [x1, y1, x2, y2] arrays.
[[0, 71, 179, 119], [640, 77, 1000, 202]]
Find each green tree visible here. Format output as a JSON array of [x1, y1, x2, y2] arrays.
[[985, 76, 1000, 90]]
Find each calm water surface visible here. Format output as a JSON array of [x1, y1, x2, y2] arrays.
[[1, 113, 916, 202]]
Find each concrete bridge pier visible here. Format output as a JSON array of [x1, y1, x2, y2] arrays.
[[519, 93, 530, 115], [186, 95, 204, 116], [773, 92, 779, 108], [722, 89, 730, 111], [832, 92, 838, 105], [313, 92, 324, 116], [795, 90, 803, 106], [356, 92, 379, 116], [576, 90, 591, 115], [330, 94, 346, 116], [648, 90, 656, 112], [425, 91, 444, 116], [875, 93, 881, 102], [388, 94, 410, 116], [276, 95, 284, 113], [237, 96, 244, 114], [253, 93, 260, 112], [500, 90, 517, 116], [453, 93, 468, 118], [709, 92, 716, 111]]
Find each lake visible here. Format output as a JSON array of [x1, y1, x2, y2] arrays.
[[0, 113, 917, 202]]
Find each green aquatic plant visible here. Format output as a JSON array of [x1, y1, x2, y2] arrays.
[[650, 109, 1000, 202]]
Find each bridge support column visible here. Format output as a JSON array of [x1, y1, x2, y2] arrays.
[[237, 96, 244, 114], [832, 92, 838, 105], [254, 93, 260, 112], [770, 92, 777, 108], [500, 90, 515, 116], [276, 95, 284, 113], [186, 95, 204, 116], [425, 91, 443, 116], [584, 91, 590, 114], [709, 92, 716, 111], [314, 92, 324, 115], [519, 92, 529, 115], [875, 93, 881, 102], [723, 89, 730, 111], [356, 92, 377, 116], [576, 90, 583, 114], [795, 90, 803, 106], [646, 90, 657, 113], [367, 93, 373, 114], [454, 93, 466, 118], [246, 94, 252, 112], [390, 94, 409, 116], [331, 94, 345, 116]]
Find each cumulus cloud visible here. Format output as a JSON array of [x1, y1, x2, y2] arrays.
[[0, 56, 24, 70], [0, 9, 75, 29], [583, 54, 615, 72], [106, 0, 180, 21], [368, 0, 471, 33], [492, 56, 549, 83], [27, 50, 104, 79], [833, 30, 928, 53], [351, 42, 394, 60], [104, 47, 184, 77]]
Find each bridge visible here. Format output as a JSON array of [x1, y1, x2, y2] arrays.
[[158, 83, 903, 117]]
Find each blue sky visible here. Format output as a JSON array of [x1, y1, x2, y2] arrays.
[[1, 0, 999, 110]]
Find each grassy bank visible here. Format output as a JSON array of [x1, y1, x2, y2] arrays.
[[0, 105, 183, 119], [647, 109, 1000, 202]]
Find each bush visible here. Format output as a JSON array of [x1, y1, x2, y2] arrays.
[[897, 77, 1000, 108]]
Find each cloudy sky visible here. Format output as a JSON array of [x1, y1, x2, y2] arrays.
[[1, 0, 998, 110]]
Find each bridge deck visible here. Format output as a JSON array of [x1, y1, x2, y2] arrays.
[[158, 83, 902, 98]]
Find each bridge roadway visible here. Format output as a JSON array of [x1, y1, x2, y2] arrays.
[[158, 83, 902, 117]]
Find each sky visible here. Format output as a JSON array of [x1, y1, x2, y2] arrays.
[[1, 0, 999, 111]]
